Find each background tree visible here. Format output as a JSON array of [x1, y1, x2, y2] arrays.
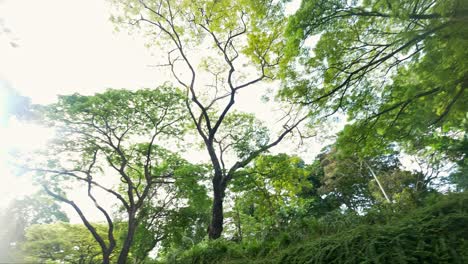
[[23, 86, 188, 263], [315, 143, 441, 211], [111, 0, 309, 239], [447, 136, 468, 191], [0, 192, 69, 263], [229, 154, 311, 240], [21, 223, 105, 264]]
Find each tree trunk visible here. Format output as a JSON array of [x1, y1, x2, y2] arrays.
[[234, 206, 243, 241], [117, 214, 137, 264], [208, 178, 226, 239], [102, 253, 111, 264]]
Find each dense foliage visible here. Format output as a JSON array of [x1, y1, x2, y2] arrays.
[[3, 0, 466, 263], [161, 193, 468, 264], [282, 0, 467, 185]]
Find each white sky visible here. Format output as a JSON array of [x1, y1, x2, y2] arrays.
[[0, 0, 167, 104], [0, 0, 163, 213], [0, 0, 328, 223]]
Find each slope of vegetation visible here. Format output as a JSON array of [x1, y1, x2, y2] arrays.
[[162, 193, 468, 264]]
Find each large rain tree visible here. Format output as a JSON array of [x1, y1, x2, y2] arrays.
[[24, 86, 189, 263], [111, 0, 309, 239]]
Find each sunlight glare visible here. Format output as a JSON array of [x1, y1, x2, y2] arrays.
[[0, 119, 53, 208]]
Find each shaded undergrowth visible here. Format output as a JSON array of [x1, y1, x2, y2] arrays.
[[159, 193, 468, 264]]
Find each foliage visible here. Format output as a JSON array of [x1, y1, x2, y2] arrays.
[[214, 112, 270, 160], [110, 0, 307, 239], [20, 222, 107, 264], [111, 0, 286, 72], [228, 154, 311, 239], [303, 145, 434, 211], [127, 149, 211, 261], [159, 192, 468, 264], [2, 191, 69, 228], [9, 0, 468, 261], [24, 85, 190, 263], [446, 135, 468, 191], [282, 0, 467, 164], [279, 193, 468, 264], [0, 192, 68, 263]]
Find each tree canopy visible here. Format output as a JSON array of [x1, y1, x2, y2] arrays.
[[6, 0, 468, 262], [282, 0, 467, 155]]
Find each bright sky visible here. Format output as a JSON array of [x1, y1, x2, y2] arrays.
[[0, 0, 167, 104], [0, 0, 162, 212], [0, 0, 324, 222]]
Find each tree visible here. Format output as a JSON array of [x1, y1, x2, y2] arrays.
[[315, 144, 438, 210], [282, 0, 467, 158], [318, 147, 379, 210], [21, 223, 105, 264], [4, 191, 69, 227], [447, 135, 468, 190], [123, 148, 211, 262], [229, 154, 311, 239], [24, 86, 188, 263], [0, 192, 69, 263], [111, 0, 309, 239]]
